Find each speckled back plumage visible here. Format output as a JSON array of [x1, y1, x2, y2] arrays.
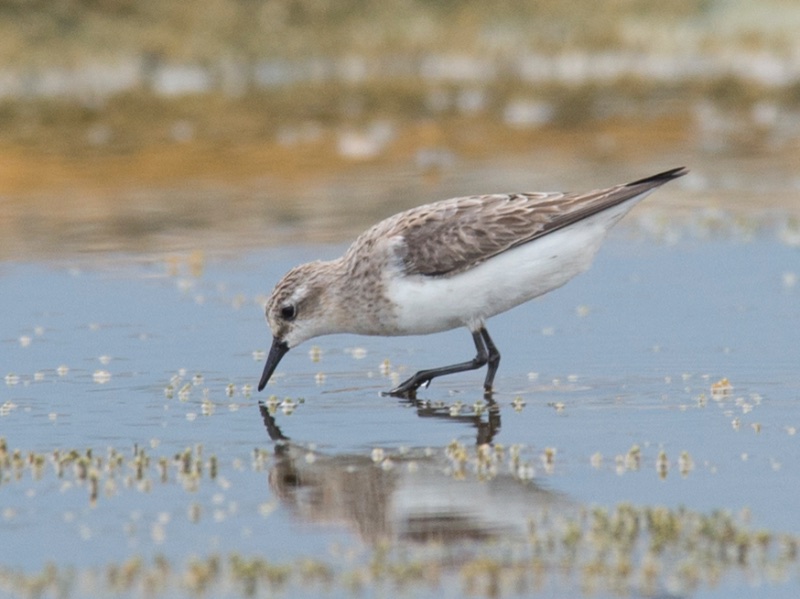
[[343, 167, 686, 278]]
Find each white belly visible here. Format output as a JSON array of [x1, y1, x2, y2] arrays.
[[386, 197, 643, 335]]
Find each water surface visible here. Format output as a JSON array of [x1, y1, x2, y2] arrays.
[[2, 226, 799, 597]]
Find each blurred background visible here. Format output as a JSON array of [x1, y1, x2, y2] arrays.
[[1, 0, 799, 259]]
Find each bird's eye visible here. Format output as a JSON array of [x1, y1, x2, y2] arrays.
[[280, 304, 297, 321]]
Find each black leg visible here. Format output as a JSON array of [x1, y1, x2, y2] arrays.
[[386, 329, 492, 397], [480, 328, 501, 392]]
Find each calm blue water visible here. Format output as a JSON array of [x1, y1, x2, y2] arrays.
[[1, 233, 799, 597]]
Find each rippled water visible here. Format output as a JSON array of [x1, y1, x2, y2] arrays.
[[2, 219, 799, 596]]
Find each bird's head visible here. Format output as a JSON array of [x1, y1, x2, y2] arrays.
[[258, 261, 339, 391]]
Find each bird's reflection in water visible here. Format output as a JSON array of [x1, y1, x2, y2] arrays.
[[399, 395, 501, 445], [258, 399, 568, 546], [259, 393, 501, 445]]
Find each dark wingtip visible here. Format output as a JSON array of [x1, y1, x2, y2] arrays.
[[626, 167, 689, 188]]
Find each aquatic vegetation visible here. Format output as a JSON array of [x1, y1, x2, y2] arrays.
[[0, 503, 797, 598], [1, 224, 799, 599], [92, 370, 111, 384], [711, 377, 734, 399], [0, 439, 246, 505]]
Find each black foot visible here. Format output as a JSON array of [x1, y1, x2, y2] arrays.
[[384, 370, 440, 397], [382, 327, 502, 397]]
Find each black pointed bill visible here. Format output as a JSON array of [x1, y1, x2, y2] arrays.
[[258, 337, 289, 391]]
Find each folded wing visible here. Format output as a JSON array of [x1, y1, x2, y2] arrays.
[[396, 167, 687, 277]]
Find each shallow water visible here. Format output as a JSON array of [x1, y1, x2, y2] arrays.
[[2, 225, 799, 597]]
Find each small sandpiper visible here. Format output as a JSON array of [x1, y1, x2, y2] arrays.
[[258, 167, 687, 396]]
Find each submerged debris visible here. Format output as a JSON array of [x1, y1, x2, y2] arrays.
[[711, 377, 734, 399]]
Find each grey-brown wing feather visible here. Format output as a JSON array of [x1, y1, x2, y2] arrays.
[[394, 167, 686, 277], [395, 192, 565, 276]]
